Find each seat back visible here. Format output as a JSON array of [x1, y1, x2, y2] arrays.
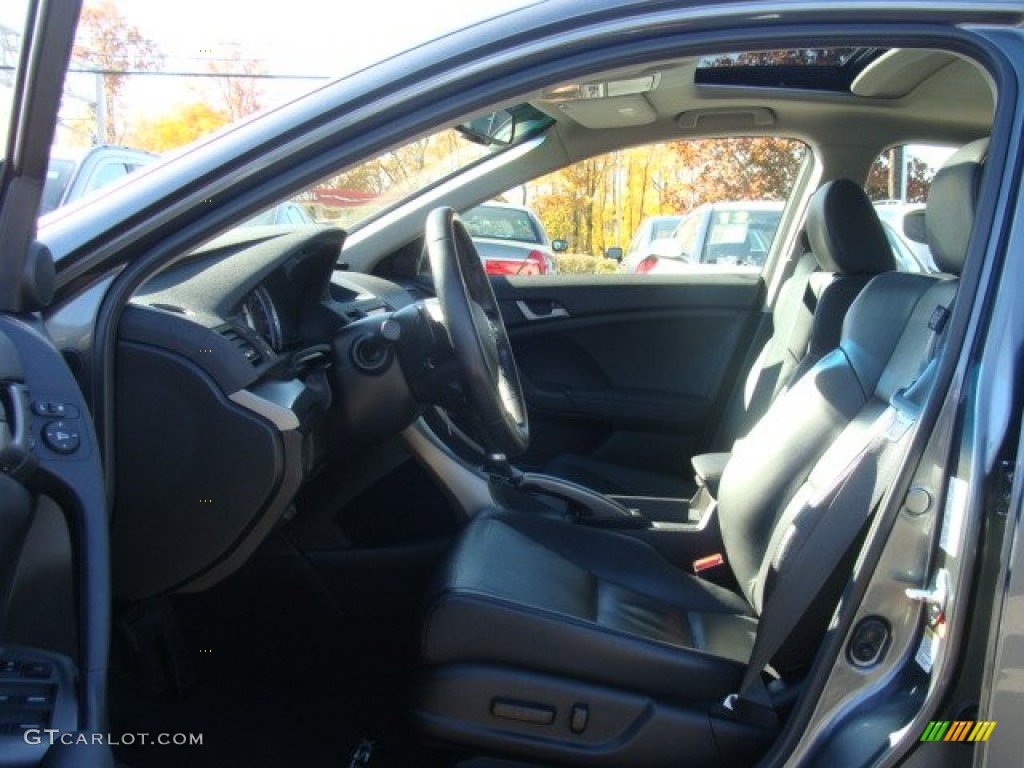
[[714, 179, 895, 448], [717, 140, 986, 616]]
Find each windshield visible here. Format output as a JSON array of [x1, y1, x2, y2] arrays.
[[48, 1, 533, 158], [316, 129, 497, 228], [293, 105, 552, 230], [0, 1, 30, 164]]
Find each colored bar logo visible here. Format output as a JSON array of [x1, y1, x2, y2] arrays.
[[920, 721, 997, 742]]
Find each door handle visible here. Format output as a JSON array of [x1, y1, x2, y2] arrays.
[[515, 300, 569, 321]]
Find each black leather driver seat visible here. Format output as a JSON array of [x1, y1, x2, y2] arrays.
[[417, 140, 987, 767], [544, 178, 897, 499]]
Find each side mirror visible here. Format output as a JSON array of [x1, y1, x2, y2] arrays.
[[604, 246, 623, 262], [649, 239, 685, 260], [552, 239, 569, 253], [902, 210, 927, 244]]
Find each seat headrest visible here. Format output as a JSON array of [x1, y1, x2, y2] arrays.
[[926, 138, 988, 275], [806, 178, 895, 274]]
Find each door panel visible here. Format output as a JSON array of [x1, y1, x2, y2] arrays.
[[493, 273, 765, 476]]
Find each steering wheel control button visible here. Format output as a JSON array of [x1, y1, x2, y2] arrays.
[[380, 317, 402, 342], [42, 421, 80, 454], [32, 400, 79, 419]]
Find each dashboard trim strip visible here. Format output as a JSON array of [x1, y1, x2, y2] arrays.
[[229, 389, 300, 431]]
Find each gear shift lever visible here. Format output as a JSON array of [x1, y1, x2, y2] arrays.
[[483, 453, 648, 528]]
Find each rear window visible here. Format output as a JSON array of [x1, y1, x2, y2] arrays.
[[463, 206, 543, 244]]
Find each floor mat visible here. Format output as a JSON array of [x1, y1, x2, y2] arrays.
[[110, 675, 453, 767]]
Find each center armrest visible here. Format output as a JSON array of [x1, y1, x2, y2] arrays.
[[691, 452, 731, 498]]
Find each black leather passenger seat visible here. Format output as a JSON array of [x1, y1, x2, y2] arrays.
[[416, 139, 987, 767]]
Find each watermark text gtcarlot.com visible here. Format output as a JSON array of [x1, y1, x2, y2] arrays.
[[23, 730, 203, 747]]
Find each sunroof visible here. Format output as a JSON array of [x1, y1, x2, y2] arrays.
[[696, 48, 885, 91]]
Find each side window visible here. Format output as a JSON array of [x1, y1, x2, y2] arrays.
[[487, 137, 807, 277], [84, 161, 130, 194], [866, 143, 956, 272]]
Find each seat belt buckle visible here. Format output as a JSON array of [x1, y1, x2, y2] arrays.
[[694, 553, 725, 575], [720, 692, 780, 729]]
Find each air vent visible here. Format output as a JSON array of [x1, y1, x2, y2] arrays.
[[217, 326, 264, 366]]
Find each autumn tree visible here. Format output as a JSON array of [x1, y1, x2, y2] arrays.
[[74, 0, 163, 143], [530, 155, 611, 254], [205, 50, 265, 121], [127, 102, 231, 153], [326, 131, 477, 197], [524, 138, 803, 256], [865, 150, 933, 202], [665, 138, 804, 211]]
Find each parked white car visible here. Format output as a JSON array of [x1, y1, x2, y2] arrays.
[[631, 201, 784, 273], [618, 214, 683, 272]]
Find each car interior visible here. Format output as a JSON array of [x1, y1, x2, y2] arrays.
[[0, 21, 1004, 768]]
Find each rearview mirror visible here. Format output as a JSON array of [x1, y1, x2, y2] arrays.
[[552, 239, 569, 253], [604, 246, 623, 262], [455, 105, 555, 147]]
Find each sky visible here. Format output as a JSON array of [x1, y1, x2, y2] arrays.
[[100, 0, 539, 123], [3, 0, 539, 147]]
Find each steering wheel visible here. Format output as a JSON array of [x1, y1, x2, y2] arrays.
[[426, 206, 529, 457]]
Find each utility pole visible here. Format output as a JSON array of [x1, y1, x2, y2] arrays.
[[94, 71, 105, 145]]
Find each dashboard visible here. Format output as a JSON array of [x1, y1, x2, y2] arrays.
[[111, 226, 418, 599]]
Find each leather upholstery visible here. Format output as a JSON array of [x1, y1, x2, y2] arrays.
[[418, 143, 986, 751], [719, 272, 949, 607], [545, 179, 894, 497], [926, 138, 987, 275], [806, 178, 896, 274], [423, 510, 753, 702]]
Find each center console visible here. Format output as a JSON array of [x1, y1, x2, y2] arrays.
[[488, 451, 734, 586]]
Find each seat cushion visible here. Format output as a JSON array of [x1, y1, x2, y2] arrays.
[[423, 510, 754, 703], [543, 454, 697, 499]]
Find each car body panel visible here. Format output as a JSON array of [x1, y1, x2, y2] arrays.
[[493, 273, 765, 475]]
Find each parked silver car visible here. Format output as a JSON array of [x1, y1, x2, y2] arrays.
[[462, 201, 565, 275], [41, 145, 156, 215]]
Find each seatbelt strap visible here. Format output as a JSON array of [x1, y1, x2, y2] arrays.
[[775, 250, 818, 370], [709, 250, 818, 450], [726, 361, 938, 724]]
